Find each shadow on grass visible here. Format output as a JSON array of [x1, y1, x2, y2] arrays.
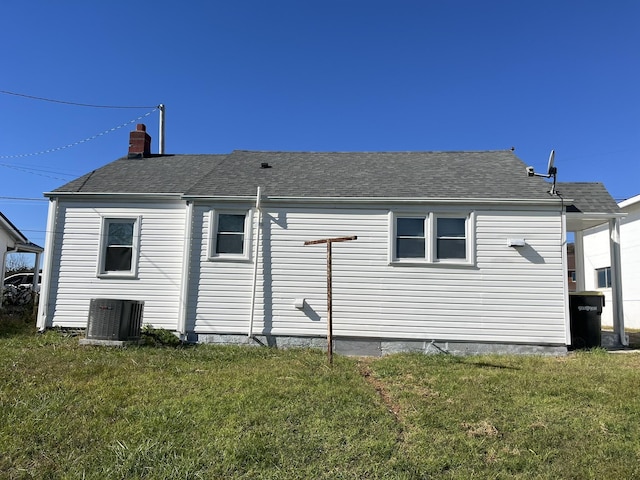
[[468, 360, 521, 370]]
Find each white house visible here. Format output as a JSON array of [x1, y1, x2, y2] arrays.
[[35, 125, 625, 354], [582, 193, 640, 329], [1, 211, 43, 306]]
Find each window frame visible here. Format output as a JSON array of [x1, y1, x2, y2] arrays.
[[208, 208, 253, 262], [595, 266, 612, 289], [97, 216, 141, 279], [389, 211, 475, 266], [433, 214, 469, 262], [395, 216, 428, 260]]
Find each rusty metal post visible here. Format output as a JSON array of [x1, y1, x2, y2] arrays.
[[327, 241, 333, 364], [303, 235, 357, 365]]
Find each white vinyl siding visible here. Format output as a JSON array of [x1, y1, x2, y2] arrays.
[[45, 201, 187, 330], [187, 205, 258, 333], [191, 205, 566, 345], [45, 199, 567, 345]]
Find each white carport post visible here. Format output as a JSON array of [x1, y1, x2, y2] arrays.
[[609, 218, 627, 346], [573, 231, 586, 292]]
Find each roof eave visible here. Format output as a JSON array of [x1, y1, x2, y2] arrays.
[[44, 192, 185, 201], [0, 212, 28, 244], [182, 195, 564, 206]]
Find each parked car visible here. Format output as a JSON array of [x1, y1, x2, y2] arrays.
[[3, 272, 42, 291]]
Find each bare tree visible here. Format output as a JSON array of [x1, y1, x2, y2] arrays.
[[5, 253, 32, 276]]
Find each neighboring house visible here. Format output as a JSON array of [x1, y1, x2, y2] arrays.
[[1, 211, 44, 306], [36, 125, 625, 354], [582, 193, 640, 329]]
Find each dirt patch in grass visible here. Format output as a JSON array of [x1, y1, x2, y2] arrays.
[[357, 359, 401, 418]]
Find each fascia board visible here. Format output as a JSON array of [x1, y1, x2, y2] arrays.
[[182, 195, 565, 206], [44, 192, 184, 201], [619, 194, 640, 209]]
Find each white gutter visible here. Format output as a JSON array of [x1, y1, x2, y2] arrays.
[[44, 192, 184, 200], [248, 187, 262, 338], [177, 201, 194, 338], [36, 198, 58, 331], [181, 195, 566, 206]]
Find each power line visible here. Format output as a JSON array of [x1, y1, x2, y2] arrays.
[[0, 196, 48, 202], [0, 163, 72, 181], [0, 163, 77, 180], [0, 89, 158, 109], [0, 108, 157, 160], [0, 162, 78, 176]]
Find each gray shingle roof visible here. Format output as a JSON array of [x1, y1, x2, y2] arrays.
[[556, 182, 620, 214], [186, 150, 554, 200], [52, 154, 228, 194], [51, 150, 559, 201]]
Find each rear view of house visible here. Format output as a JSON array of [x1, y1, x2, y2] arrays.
[[36, 125, 625, 354]]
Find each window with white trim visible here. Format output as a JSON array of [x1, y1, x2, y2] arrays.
[[391, 212, 474, 265], [98, 217, 140, 277], [596, 266, 611, 288], [209, 209, 252, 260], [435, 216, 467, 260], [396, 217, 427, 259]]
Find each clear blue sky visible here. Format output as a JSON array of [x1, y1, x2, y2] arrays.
[[1, 1, 638, 250]]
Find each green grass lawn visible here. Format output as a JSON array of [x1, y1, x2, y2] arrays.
[[1, 313, 639, 479]]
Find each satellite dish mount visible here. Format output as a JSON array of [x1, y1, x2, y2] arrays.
[[526, 150, 558, 195]]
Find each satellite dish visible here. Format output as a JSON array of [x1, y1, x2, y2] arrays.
[[525, 149, 558, 195], [547, 150, 556, 175]]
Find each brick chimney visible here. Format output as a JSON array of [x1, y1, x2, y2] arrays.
[[128, 124, 152, 158]]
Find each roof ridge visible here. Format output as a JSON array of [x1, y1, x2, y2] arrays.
[[230, 149, 514, 154]]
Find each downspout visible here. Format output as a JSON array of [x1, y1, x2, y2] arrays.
[[177, 201, 194, 339], [36, 198, 58, 331], [248, 187, 262, 338], [560, 207, 571, 347]]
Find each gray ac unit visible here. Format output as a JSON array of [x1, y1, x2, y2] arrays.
[[86, 299, 144, 341]]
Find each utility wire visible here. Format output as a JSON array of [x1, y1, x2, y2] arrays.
[[0, 163, 77, 177], [0, 196, 48, 202], [0, 90, 157, 109], [0, 163, 74, 181], [0, 108, 157, 160]]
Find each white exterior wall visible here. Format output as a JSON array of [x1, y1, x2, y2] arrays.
[[191, 204, 567, 345], [186, 204, 260, 334], [44, 200, 187, 330], [583, 200, 640, 328]]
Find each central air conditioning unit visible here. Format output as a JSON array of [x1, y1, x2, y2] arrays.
[[86, 299, 144, 341]]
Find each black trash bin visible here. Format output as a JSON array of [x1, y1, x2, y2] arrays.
[[569, 292, 604, 349]]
